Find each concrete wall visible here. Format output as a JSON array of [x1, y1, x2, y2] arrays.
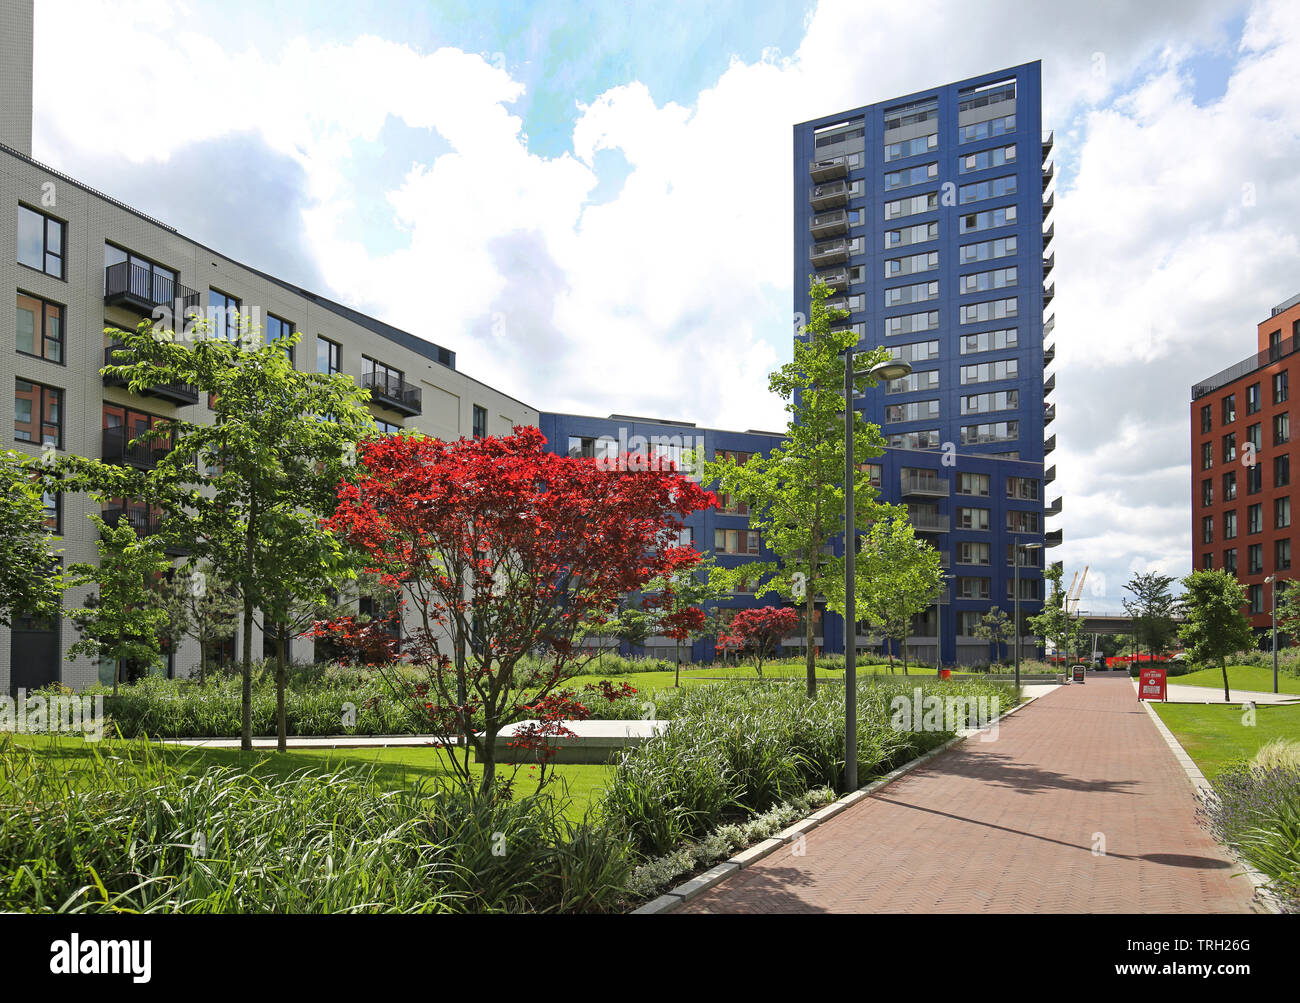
[[0, 0, 33, 156]]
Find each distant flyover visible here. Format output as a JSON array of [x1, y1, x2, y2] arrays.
[[1074, 613, 1186, 635]]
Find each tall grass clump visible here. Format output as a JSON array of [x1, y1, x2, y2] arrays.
[[603, 677, 1012, 855], [0, 735, 630, 913]]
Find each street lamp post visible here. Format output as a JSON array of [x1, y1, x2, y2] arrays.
[[844, 351, 912, 792], [935, 571, 953, 672], [1266, 575, 1280, 695], [1013, 540, 1043, 692]]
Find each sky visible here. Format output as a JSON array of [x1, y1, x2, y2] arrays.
[[27, 0, 1300, 613]]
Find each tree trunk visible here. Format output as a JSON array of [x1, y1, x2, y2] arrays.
[[1221, 659, 1230, 703], [198, 637, 207, 685], [112, 656, 120, 698], [276, 625, 287, 753], [804, 589, 816, 699], [241, 598, 254, 751]]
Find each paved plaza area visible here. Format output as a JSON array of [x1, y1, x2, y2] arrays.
[[678, 676, 1260, 913]]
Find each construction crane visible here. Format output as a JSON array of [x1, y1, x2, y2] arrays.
[[1068, 566, 1089, 616]]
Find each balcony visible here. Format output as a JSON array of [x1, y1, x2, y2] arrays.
[[814, 267, 849, 292], [908, 510, 950, 534], [102, 426, 171, 470], [1045, 464, 1056, 483], [1044, 315, 1055, 338], [362, 371, 422, 417], [104, 261, 200, 316], [1043, 343, 1055, 366], [1043, 373, 1056, 395], [810, 180, 851, 210], [824, 297, 853, 316], [1043, 252, 1055, 276], [102, 345, 200, 407], [810, 209, 850, 239], [1043, 221, 1054, 243], [900, 471, 951, 497], [810, 238, 850, 267], [1043, 282, 1055, 305], [1042, 193, 1054, 219], [1042, 130, 1054, 159], [1046, 528, 1063, 548], [1044, 433, 1057, 454], [1041, 161, 1055, 189], [810, 156, 849, 182], [1047, 496, 1063, 516], [1045, 403, 1057, 425], [101, 504, 188, 556]]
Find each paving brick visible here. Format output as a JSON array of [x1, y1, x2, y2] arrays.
[[676, 677, 1256, 914]]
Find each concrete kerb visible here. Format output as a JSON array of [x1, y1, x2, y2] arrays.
[[1137, 695, 1284, 915], [634, 684, 1055, 914]]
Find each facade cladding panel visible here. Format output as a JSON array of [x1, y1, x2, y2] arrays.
[[1190, 297, 1300, 632], [793, 61, 1053, 664]]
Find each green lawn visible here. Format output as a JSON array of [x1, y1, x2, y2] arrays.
[[1152, 702, 1300, 777], [3, 733, 613, 824], [1163, 663, 1300, 696], [562, 660, 929, 695]]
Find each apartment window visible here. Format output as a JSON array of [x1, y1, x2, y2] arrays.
[[958, 611, 984, 637], [1274, 371, 1289, 404], [1200, 441, 1213, 470], [961, 421, 1018, 445], [1006, 476, 1039, 500], [958, 175, 1017, 205], [14, 379, 62, 448], [1007, 578, 1040, 602], [568, 436, 618, 461], [883, 280, 939, 307], [472, 405, 488, 439], [17, 205, 65, 278], [887, 429, 941, 450], [883, 97, 938, 131], [959, 297, 1018, 325], [104, 245, 179, 308], [1201, 478, 1213, 507], [362, 356, 405, 394], [1202, 552, 1214, 570], [1006, 510, 1040, 534], [885, 399, 940, 424], [1224, 510, 1238, 539], [957, 472, 990, 496], [1246, 422, 1262, 452], [883, 221, 938, 249], [957, 541, 990, 565], [884, 250, 939, 278], [956, 507, 990, 531], [959, 328, 1017, 355], [1276, 496, 1291, 529], [1277, 538, 1292, 571], [960, 266, 1018, 295], [960, 145, 1017, 174], [960, 359, 1018, 385], [16, 292, 63, 363], [886, 370, 940, 395], [884, 310, 939, 336], [1222, 470, 1236, 502], [266, 313, 294, 365], [884, 162, 938, 190], [958, 204, 1017, 234], [317, 336, 341, 375], [1275, 454, 1290, 487], [373, 419, 401, 435], [888, 340, 940, 364], [1247, 463, 1262, 494], [1249, 584, 1264, 615], [714, 528, 760, 555], [1248, 543, 1264, 575], [1200, 404, 1212, 433], [209, 289, 242, 343], [1247, 383, 1261, 415], [884, 135, 939, 162], [959, 236, 1017, 265], [1222, 433, 1236, 463], [1222, 394, 1236, 424], [1008, 543, 1042, 568], [1274, 412, 1290, 445], [959, 114, 1016, 145], [861, 463, 882, 489], [958, 577, 991, 600], [883, 191, 938, 219], [1201, 515, 1213, 544], [1247, 502, 1262, 534], [41, 483, 61, 534], [1224, 547, 1237, 574]]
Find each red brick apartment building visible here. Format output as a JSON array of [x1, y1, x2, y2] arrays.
[[1191, 293, 1300, 632]]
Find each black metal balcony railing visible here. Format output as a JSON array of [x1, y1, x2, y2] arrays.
[[900, 471, 951, 497], [1042, 162, 1055, 189], [1047, 496, 1063, 516], [1192, 332, 1300, 400], [1043, 282, 1055, 304], [104, 260, 200, 315], [1043, 221, 1054, 243], [814, 267, 849, 291], [101, 504, 189, 555], [1046, 528, 1063, 548], [1045, 464, 1057, 483], [362, 371, 422, 416], [1044, 433, 1057, 454], [1042, 193, 1054, 218], [1043, 252, 1055, 275], [1045, 403, 1057, 424], [810, 156, 848, 182], [102, 345, 200, 406], [1043, 373, 1056, 395], [1043, 342, 1055, 365], [1042, 130, 1055, 157], [908, 510, 949, 533], [810, 180, 850, 209], [102, 426, 171, 469]]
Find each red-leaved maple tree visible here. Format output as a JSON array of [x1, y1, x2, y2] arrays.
[[313, 426, 713, 796], [727, 606, 800, 677]]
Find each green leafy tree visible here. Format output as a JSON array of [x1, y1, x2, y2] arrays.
[[839, 510, 943, 675], [52, 319, 374, 750], [701, 280, 892, 696], [642, 557, 731, 686], [975, 605, 1017, 664], [1027, 564, 1082, 667], [1122, 571, 1179, 661], [1179, 569, 1254, 702], [0, 450, 63, 627], [580, 605, 662, 666], [66, 516, 173, 696], [1274, 579, 1300, 648], [155, 562, 240, 683]]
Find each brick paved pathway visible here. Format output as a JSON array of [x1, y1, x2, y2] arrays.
[[678, 676, 1257, 913]]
